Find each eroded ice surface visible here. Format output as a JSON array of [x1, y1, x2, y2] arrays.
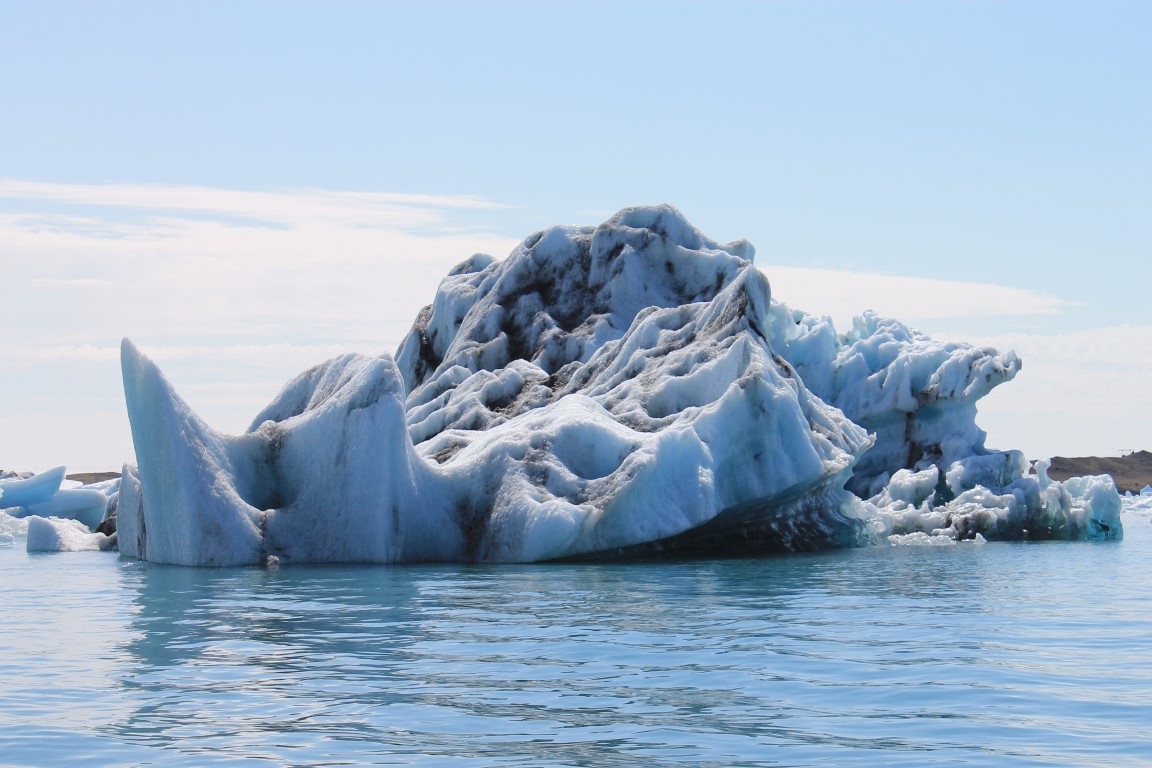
[[116, 206, 1121, 566]]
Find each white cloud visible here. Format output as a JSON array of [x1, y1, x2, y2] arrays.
[[762, 265, 1074, 329], [0, 180, 522, 352], [0, 179, 506, 227], [30, 277, 115, 288], [4, 344, 120, 366], [939, 325, 1152, 460], [3, 342, 383, 368], [0, 180, 524, 470]]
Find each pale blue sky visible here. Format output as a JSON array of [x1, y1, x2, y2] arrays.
[[1, 1, 1149, 469]]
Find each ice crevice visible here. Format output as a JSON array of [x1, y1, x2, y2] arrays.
[[114, 205, 1122, 566]]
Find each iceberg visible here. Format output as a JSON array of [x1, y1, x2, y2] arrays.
[[118, 206, 1122, 566]]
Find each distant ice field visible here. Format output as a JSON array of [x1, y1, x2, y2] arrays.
[[1, 496, 1149, 767]]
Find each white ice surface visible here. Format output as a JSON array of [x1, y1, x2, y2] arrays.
[[0, 511, 27, 544], [24, 489, 110, 530], [0, 466, 66, 508], [1123, 488, 1152, 517], [769, 307, 1020, 498], [116, 205, 1123, 566], [25, 516, 110, 552]]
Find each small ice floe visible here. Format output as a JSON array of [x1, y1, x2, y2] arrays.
[[887, 531, 988, 547], [25, 516, 114, 552]]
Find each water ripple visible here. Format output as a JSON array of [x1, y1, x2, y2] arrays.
[[1, 513, 1149, 766]]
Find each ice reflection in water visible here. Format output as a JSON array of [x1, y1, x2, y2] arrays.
[[1, 512, 1150, 767]]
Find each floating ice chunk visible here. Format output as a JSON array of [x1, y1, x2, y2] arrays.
[[866, 465, 1121, 543], [1061, 474, 1123, 538], [887, 531, 957, 546], [24, 488, 110, 530], [25, 516, 111, 552], [0, 466, 67, 508]]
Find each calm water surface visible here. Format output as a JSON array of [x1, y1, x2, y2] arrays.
[[2, 509, 1150, 767]]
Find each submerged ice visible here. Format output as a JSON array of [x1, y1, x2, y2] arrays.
[[113, 206, 1121, 566]]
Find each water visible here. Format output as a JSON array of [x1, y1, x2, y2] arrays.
[[2, 510, 1151, 767]]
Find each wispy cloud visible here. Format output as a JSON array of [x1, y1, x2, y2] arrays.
[[3, 342, 382, 368], [0, 180, 522, 353], [946, 324, 1152, 459], [2, 180, 1073, 349], [0, 179, 528, 469], [764, 265, 1074, 329], [0, 179, 506, 229], [30, 277, 115, 289]]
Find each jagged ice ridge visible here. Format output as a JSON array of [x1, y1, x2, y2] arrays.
[[107, 206, 1120, 565]]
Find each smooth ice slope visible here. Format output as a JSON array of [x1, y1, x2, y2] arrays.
[[0, 466, 68, 507], [119, 206, 1122, 566]]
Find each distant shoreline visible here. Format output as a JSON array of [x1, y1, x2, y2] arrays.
[[1044, 451, 1152, 495], [64, 471, 122, 485]]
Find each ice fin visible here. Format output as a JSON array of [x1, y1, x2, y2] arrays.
[[121, 339, 263, 566]]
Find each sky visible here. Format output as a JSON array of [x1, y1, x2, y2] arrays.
[[1, 0, 1149, 471]]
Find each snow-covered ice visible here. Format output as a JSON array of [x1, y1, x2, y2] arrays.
[[25, 516, 112, 552], [115, 205, 1123, 566], [1123, 486, 1152, 517]]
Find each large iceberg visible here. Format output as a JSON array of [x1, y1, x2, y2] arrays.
[[117, 206, 1121, 566]]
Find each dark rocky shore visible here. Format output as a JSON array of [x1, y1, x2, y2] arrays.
[[65, 471, 122, 484], [1045, 450, 1152, 495]]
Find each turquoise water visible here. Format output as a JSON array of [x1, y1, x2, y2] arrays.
[[2, 511, 1150, 767]]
